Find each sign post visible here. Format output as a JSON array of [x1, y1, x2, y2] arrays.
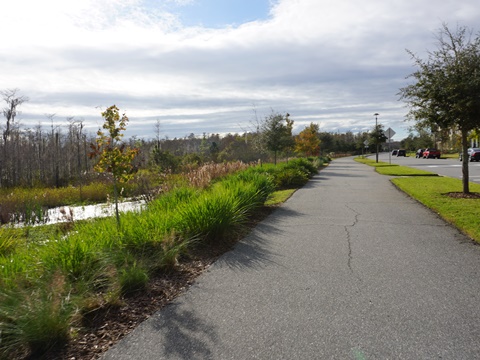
[[385, 128, 396, 164]]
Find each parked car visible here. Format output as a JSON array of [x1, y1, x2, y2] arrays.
[[459, 148, 480, 162], [391, 149, 398, 156], [423, 148, 441, 159], [396, 149, 406, 157], [415, 149, 424, 158]]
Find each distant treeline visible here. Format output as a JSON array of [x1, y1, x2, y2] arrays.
[[0, 120, 373, 189]]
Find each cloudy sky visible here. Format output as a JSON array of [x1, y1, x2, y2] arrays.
[[1, 0, 479, 141]]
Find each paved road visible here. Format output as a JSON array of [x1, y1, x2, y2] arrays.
[[103, 157, 480, 359], [378, 152, 480, 184]]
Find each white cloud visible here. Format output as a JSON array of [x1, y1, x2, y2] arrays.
[[1, 0, 479, 140]]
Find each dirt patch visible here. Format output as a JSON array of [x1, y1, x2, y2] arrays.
[[445, 192, 480, 199]]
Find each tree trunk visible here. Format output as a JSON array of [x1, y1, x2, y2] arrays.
[[461, 129, 470, 194], [113, 178, 120, 228]]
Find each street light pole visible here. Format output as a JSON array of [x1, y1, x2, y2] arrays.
[[374, 113, 379, 163]]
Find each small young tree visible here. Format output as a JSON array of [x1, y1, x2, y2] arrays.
[[369, 123, 388, 161], [89, 105, 138, 227], [260, 112, 294, 165], [295, 122, 321, 156]]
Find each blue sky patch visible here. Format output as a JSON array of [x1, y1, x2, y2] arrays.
[[173, 0, 272, 28]]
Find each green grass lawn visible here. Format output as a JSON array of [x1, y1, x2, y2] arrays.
[[355, 157, 480, 243], [392, 177, 480, 242], [265, 189, 296, 206], [355, 157, 438, 176]]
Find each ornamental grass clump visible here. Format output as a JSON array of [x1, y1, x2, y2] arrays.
[[173, 188, 247, 242], [175, 170, 276, 242], [119, 262, 149, 296], [0, 273, 77, 358], [216, 173, 274, 213], [41, 233, 105, 284]]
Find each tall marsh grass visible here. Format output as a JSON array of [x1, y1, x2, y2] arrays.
[[0, 183, 112, 225]]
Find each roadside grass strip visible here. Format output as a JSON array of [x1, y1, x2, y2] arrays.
[[392, 177, 480, 243], [375, 166, 438, 176], [355, 157, 438, 176]]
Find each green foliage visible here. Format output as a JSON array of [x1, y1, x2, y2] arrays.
[[369, 123, 388, 148], [400, 130, 435, 151], [0, 228, 20, 256], [285, 158, 319, 176], [119, 263, 149, 296], [309, 156, 330, 169], [173, 187, 248, 241], [399, 24, 480, 193], [0, 274, 76, 357], [400, 24, 480, 133], [260, 112, 295, 164], [232, 170, 276, 203], [90, 105, 139, 226], [151, 147, 179, 172], [42, 233, 104, 283], [275, 168, 310, 189]]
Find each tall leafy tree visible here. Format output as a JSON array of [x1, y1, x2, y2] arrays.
[[399, 24, 480, 193], [295, 122, 320, 156], [89, 105, 138, 227]]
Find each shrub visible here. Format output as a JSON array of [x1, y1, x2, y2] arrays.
[[283, 158, 318, 177], [275, 168, 310, 189]]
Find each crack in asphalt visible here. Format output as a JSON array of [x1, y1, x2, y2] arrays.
[[344, 204, 362, 281]]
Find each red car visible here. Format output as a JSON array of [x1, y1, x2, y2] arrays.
[[423, 148, 441, 159]]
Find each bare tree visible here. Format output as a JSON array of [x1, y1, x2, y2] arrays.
[[1, 89, 28, 186], [2, 89, 28, 143]]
